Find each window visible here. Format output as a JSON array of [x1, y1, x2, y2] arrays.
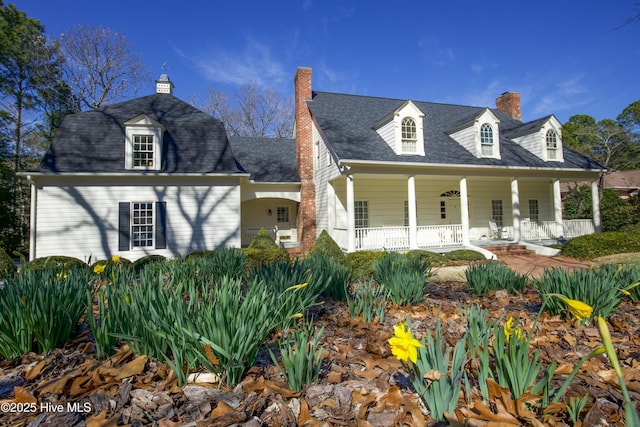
[[132, 202, 154, 247], [491, 200, 503, 227], [440, 201, 446, 219], [277, 206, 289, 223], [528, 200, 539, 223], [354, 201, 369, 229], [118, 201, 166, 251], [480, 123, 494, 156], [133, 135, 154, 167], [546, 130, 558, 160], [401, 117, 417, 153], [404, 201, 409, 227]]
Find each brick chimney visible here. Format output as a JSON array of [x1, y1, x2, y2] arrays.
[[495, 92, 521, 121], [294, 67, 316, 252]]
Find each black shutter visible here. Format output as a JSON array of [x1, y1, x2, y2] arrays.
[[118, 202, 130, 251], [155, 201, 167, 249]]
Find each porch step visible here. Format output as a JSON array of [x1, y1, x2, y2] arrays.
[[284, 245, 304, 258], [483, 244, 535, 257]]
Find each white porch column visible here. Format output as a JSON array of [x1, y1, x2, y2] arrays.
[[459, 177, 470, 245], [552, 179, 563, 237], [408, 175, 418, 249], [29, 179, 37, 261], [511, 178, 521, 242], [591, 180, 602, 233], [347, 174, 356, 252]]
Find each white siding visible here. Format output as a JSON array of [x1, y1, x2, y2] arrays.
[[34, 180, 241, 261], [449, 126, 477, 157], [313, 123, 342, 236], [375, 120, 396, 152]]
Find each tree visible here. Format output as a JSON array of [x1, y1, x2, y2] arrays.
[[0, 1, 60, 252], [59, 25, 150, 111], [562, 100, 640, 171], [201, 82, 294, 138]]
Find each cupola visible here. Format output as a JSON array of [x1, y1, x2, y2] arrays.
[[155, 73, 175, 95]]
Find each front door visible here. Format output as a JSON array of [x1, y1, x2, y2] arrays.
[[440, 198, 461, 225]]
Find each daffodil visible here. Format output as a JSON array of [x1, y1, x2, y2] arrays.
[[561, 297, 593, 321], [111, 255, 121, 263], [504, 316, 523, 343], [389, 323, 423, 363], [548, 294, 594, 321], [93, 264, 106, 274], [285, 282, 308, 292]]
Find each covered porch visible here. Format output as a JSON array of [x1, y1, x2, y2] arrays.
[[325, 171, 601, 253]]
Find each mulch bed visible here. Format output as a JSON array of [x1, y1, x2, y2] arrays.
[[1, 281, 639, 426]]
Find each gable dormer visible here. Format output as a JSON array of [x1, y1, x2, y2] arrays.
[[124, 114, 165, 171], [373, 100, 425, 156], [509, 115, 564, 162], [448, 108, 501, 160]]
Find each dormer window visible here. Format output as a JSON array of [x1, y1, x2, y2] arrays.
[[125, 115, 165, 171], [480, 123, 494, 156], [401, 117, 417, 153], [373, 100, 425, 156], [546, 130, 558, 160]]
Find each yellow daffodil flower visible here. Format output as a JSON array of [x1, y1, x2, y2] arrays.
[[504, 316, 523, 343], [559, 297, 593, 321], [285, 282, 308, 292], [93, 264, 106, 274], [111, 255, 121, 263], [389, 323, 423, 363]]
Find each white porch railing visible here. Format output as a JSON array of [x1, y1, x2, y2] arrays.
[[563, 219, 596, 238], [350, 225, 463, 251], [521, 220, 561, 240], [416, 225, 463, 248], [521, 219, 595, 240]]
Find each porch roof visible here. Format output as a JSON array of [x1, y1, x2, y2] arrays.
[[307, 92, 605, 172], [229, 136, 300, 183]]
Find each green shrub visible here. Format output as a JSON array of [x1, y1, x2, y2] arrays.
[[534, 267, 629, 320], [561, 232, 640, 260], [308, 230, 345, 262], [445, 249, 486, 262], [373, 252, 434, 305], [345, 250, 387, 280], [183, 250, 216, 262], [132, 255, 166, 272], [248, 228, 278, 250], [465, 261, 528, 296], [0, 247, 16, 279], [303, 252, 351, 301], [244, 247, 289, 269], [26, 256, 88, 272], [406, 250, 448, 267]]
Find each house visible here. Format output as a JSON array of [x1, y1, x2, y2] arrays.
[[291, 67, 606, 253], [20, 67, 606, 262], [561, 170, 640, 200], [21, 75, 247, 262]]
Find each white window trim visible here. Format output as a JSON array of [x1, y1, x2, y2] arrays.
[[124, 115, 165, 171], [131, 201, 155, 248]]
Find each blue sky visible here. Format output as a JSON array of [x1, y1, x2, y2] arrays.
[[11, 0, 640, 124]]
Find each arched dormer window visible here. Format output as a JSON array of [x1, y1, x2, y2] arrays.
[[546, 129, 558, 160], [401, 117, 417, 153], [480, 123, 494, 156]]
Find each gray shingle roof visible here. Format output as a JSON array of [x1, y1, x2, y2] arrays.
[[308, 91, 604, 171], [37, 93, 240, 174], [229, 136, 300, 182]]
